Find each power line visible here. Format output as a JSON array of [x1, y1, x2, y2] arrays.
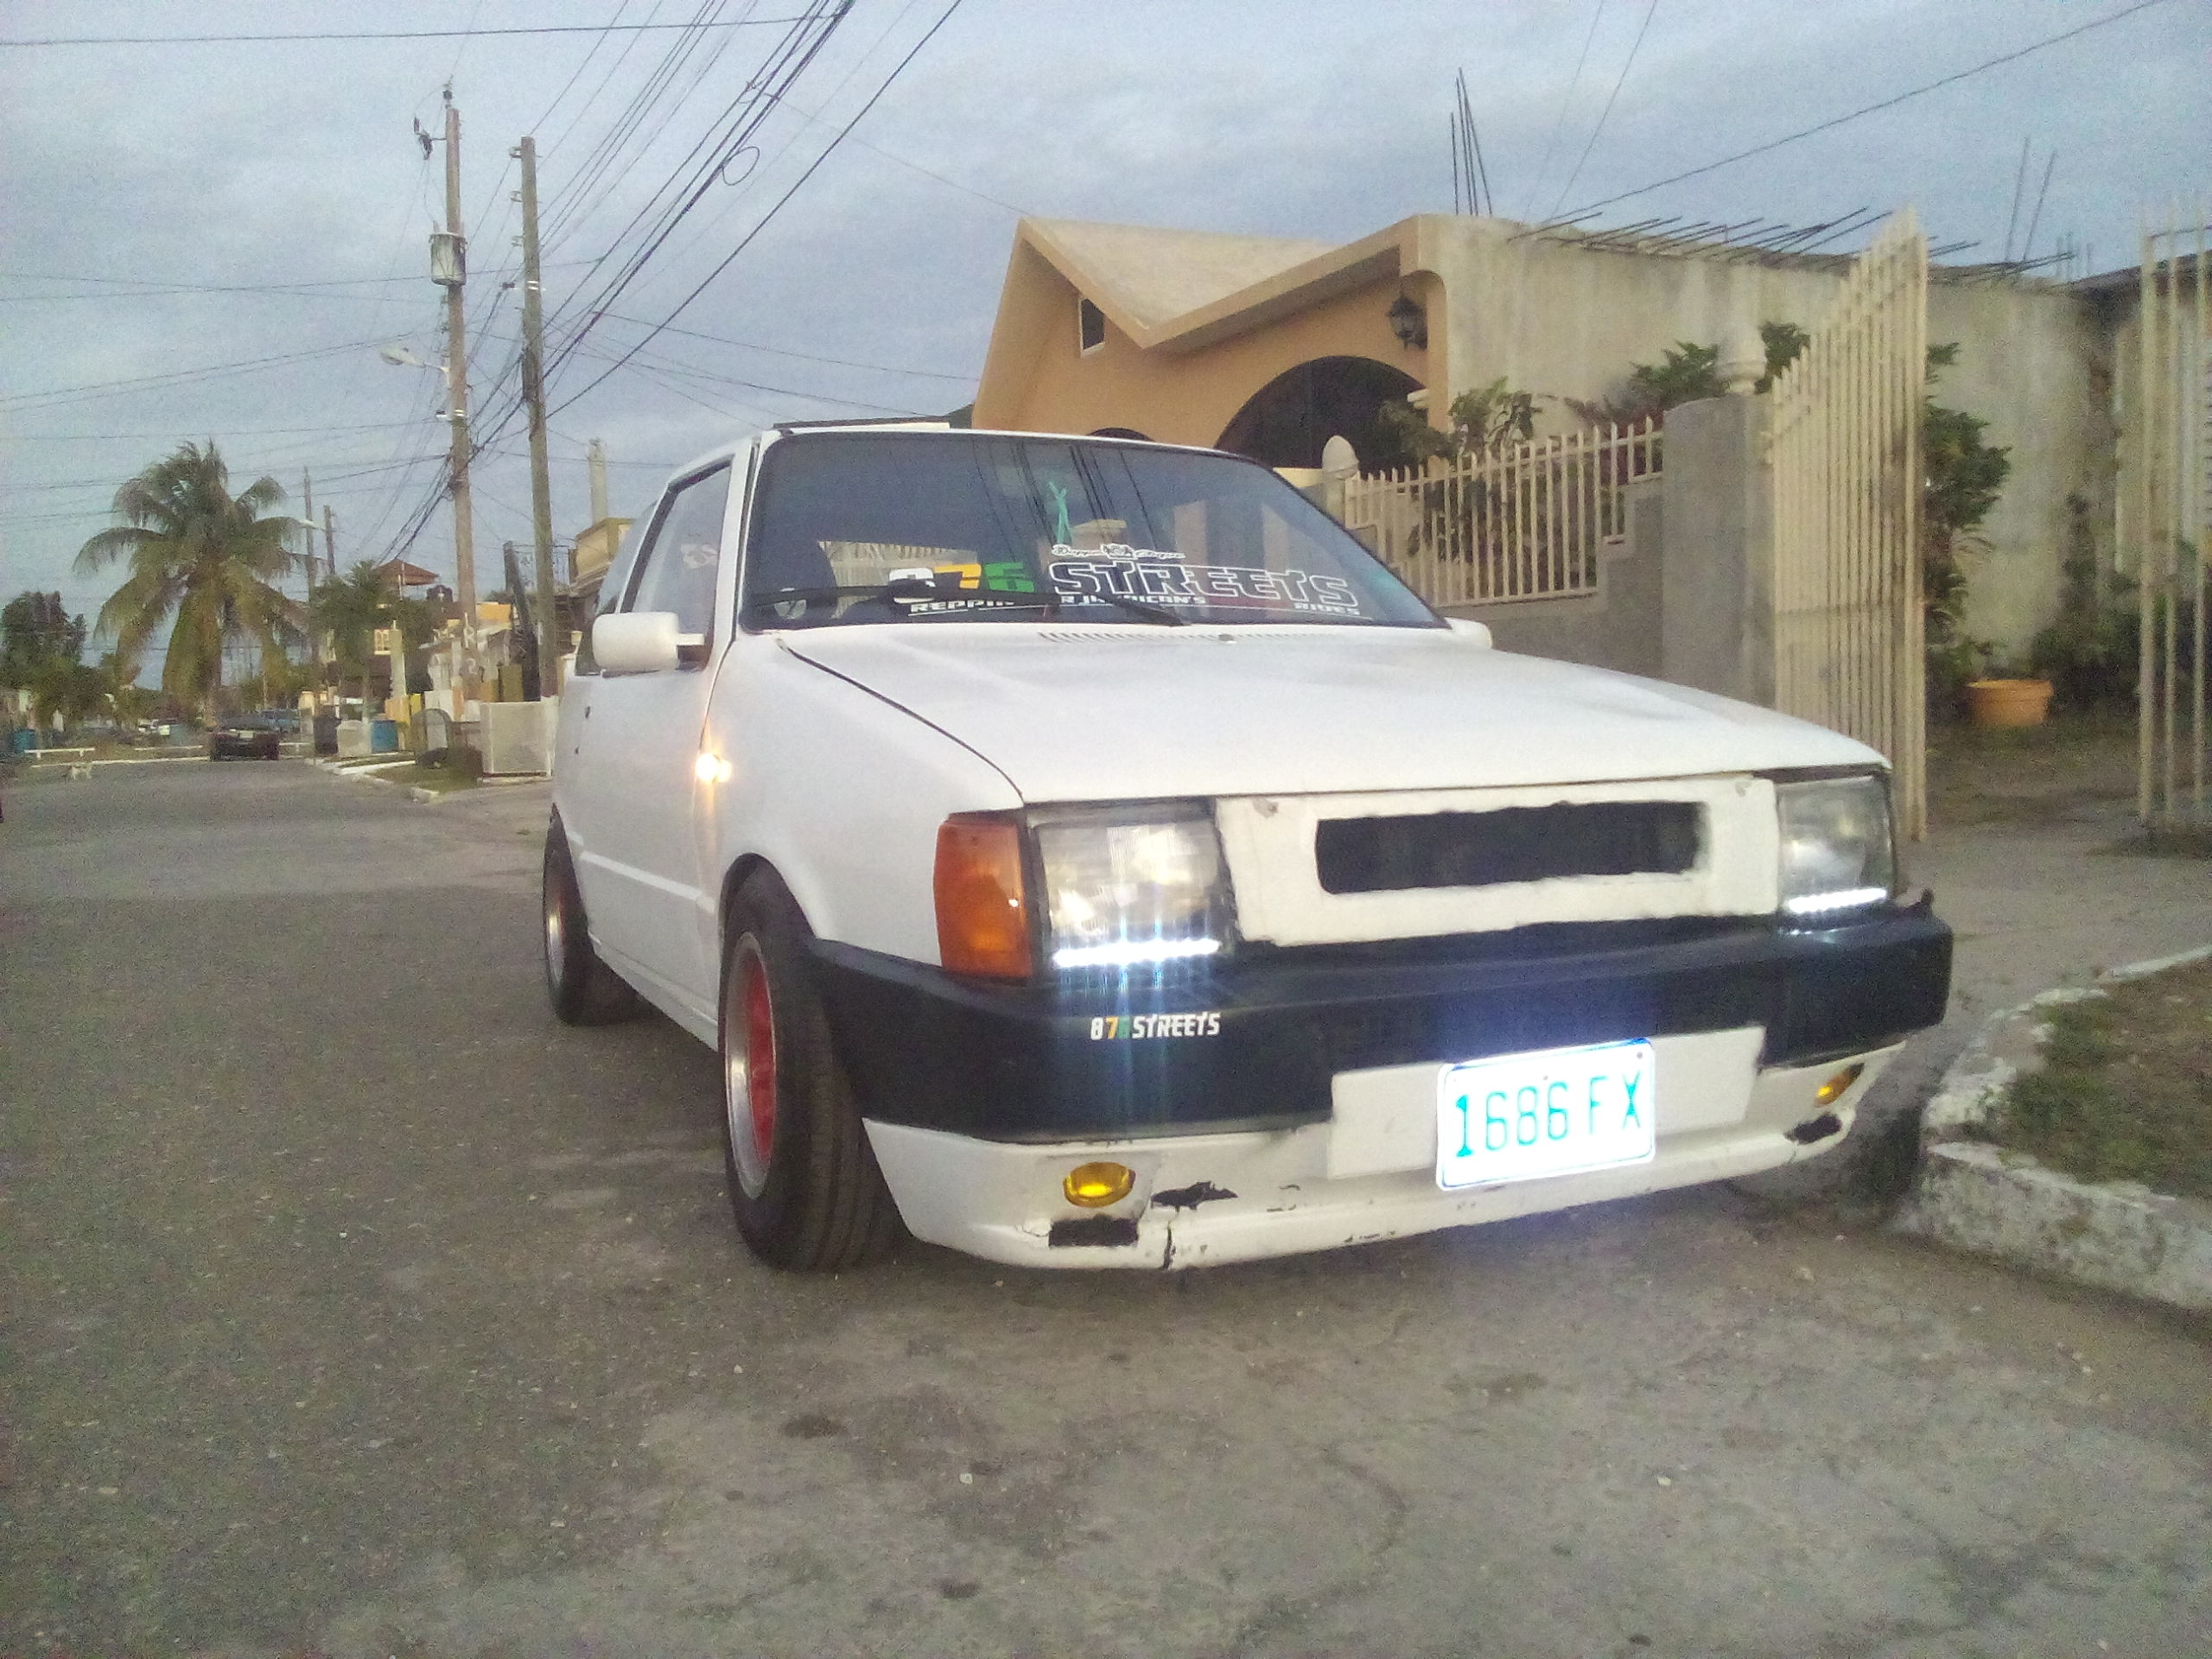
[[10, 421, 425, 442], [0, 335, 396, 409], [1, 17, 816, 48], [1548, 0, 1661, 219], [1521, 0, 1609, 220], [1554, 0, 2177, 222], [550, 0, 966, 418], [595, 310, 974, 381]]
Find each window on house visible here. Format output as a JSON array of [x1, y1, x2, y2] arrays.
[[1078, 297, 1106, 353]]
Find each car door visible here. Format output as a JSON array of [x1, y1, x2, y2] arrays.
[[565, 461, 735, 1017]]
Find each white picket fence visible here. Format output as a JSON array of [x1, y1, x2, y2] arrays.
[[1339, 423, 1662, 608]]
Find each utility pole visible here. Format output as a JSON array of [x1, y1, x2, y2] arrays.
[[515, 133, 560, 697], [300, 467, 320, 686], [323, 505, 336, 584], [435, 86, 478, 675]]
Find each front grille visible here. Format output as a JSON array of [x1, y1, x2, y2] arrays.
[[1315, 801, 1701, 894]]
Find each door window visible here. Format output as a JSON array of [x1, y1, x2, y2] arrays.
[[625, 465, 732, 644]]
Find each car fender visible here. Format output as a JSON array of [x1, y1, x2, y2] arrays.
[[703, 634, 1022, 964]]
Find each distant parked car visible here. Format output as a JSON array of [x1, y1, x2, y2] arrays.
[[209, 715, 281, 761]]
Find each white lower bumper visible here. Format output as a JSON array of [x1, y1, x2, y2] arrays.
[[864, 1034, 1900, 1269]]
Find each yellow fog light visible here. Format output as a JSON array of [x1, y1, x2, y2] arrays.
[[1063, 1162, 1135, 1208], [1815, 1064, 1866, 1107]]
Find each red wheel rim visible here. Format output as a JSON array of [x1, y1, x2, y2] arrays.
[[741, 953, 777, 1166]]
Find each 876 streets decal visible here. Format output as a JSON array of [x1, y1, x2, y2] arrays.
[[1090, 1012, 1223, 1039]]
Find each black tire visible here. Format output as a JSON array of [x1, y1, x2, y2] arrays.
[[720, 868, 901, 1270], [543, 818, 643, 1026]]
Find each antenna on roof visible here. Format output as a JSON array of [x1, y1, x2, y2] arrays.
[[1450, 70, 1494, 216]]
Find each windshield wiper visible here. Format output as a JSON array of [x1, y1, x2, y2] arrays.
[[744, 578, 1186, 627], [1052, 590, 1186, 626]]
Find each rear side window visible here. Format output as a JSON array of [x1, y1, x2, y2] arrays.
[[626, 465, 732, 640]]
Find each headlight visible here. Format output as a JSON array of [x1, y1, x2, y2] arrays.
[[1033, 804, 1234, 971], [1776, 774, 1896, 918]]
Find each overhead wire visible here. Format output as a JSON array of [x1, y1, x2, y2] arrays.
[[1521, 0, 1608, 220], [546, 0, 967, 421], [1553, 0, 2176, 222], [0, 17, 817, 48], [1547, 0, 1661, 219]]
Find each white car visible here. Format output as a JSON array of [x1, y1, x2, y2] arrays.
[[545, 427, 1950, 1271]]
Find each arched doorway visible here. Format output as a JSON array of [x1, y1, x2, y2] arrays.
[[1215, 357, 1424, 472]]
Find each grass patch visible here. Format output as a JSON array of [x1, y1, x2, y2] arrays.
[[1974, 957, 2212, 1200], [405, 760, 480, 794]]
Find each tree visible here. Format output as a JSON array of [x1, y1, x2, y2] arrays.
[[1919, 342, 2012, 694], [73, 442, 303, 720], [1567, 323, 1810, 429], [0, 591, 87, 689], [308, 560, 391, 717], [1376, 377, 1539, 467], [308, 561, 437, 712]]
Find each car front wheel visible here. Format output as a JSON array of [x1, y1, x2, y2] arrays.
[[542, 819, 642, 1026], [720, 869, 900, 1270]]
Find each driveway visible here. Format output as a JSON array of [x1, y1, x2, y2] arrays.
[[2, 761, 2205, 1657]]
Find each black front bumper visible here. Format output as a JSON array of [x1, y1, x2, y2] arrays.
[[810, 902, 1952, 1143]]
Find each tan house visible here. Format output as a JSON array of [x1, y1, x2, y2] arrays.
[[973, 213, 2111, 654]]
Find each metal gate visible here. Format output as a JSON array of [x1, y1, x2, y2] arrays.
[[2126, 210, 2209, 829], [1766, 211, 1930, 836]]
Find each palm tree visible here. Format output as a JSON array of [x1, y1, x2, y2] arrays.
[[73, 442, 303, 721]]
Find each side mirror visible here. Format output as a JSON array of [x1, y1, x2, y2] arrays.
[[594, 611, 682, 675], [1445, 616, 1493, 648]]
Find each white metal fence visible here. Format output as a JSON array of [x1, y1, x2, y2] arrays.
[[2126, 208, 2209, 828], [1766, 211, 1929, 836], [1340, 424, 1662, 609]]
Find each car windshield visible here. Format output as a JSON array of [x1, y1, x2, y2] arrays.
[[741, 431, 1439, 630]]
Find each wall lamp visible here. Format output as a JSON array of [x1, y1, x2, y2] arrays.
[[1387, 292, 1427, 350]]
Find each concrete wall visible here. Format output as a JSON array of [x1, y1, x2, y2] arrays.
[[1408, 217, 2104, 658], [975, 212, 2107, 659], [1443, 479, 1665, 680]]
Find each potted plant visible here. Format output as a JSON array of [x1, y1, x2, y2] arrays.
[[1962, 656, 2054, 728]]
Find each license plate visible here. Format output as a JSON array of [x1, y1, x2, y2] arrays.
[[1435, 1039, 1656, 1191]]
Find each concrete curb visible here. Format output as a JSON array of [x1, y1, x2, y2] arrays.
[[1891, 944, 2212, 1312]]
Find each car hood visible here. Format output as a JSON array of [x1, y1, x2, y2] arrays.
[[777, 625, 1885, 802]]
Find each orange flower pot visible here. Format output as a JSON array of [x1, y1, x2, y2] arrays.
[[1964, 677, 2053, 728]]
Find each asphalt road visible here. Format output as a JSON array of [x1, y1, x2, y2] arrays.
[[3, 762, 2207, 1658]]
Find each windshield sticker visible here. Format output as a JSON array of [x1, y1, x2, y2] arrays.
[[1047, 543, 1362, 616], [886, 562, 1039, 601]]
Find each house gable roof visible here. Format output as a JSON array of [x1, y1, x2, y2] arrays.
[[1003, 216, 1414, 361], [1021, 218, 1339, 336]]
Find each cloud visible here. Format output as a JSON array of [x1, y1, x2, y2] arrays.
[[3, 0, 2203, 616]]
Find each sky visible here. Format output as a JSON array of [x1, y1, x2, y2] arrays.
[[2, 0, 2204, 677]]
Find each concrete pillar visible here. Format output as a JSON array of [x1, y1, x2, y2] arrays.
[[1660, 395, 1775, 706]]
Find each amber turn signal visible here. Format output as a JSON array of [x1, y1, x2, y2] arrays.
[[1815, 1063, 1866, 1107], [935, 815, 1033, 979], [1063, 1162, 1136, 1208]]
